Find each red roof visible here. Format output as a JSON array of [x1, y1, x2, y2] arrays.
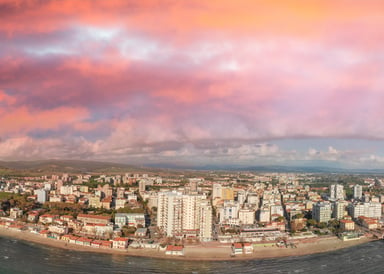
[[166, 245, 183, 251], [113, 237, 128, 242], [77, 214, 110, 220], [233, 243, 242, 249]]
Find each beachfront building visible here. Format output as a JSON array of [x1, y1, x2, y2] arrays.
[[199, 200, 213, 241], [312, 201, 332, 223], [77, 214, 111, 225], [332, 200, 348, 220], [114, 213, 145, 228], [157, 191, 183, 238], [340, 219, 355, 231], [157, 191, 213, 239]]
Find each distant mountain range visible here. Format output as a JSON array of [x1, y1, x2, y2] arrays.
[[0, 159, 383, 175], [0, 159, 149, 175]]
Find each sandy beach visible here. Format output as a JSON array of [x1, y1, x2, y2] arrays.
[[0, 228, 376, 261]]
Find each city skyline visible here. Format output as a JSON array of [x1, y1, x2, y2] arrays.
[[1, 0, 384, 168]]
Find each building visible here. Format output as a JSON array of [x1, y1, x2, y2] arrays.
[[340, 219, 355, 231], [115, 198, 127, 210], [212, 184, 222, 200], [312, 202, 332, 223], [354, 185, 363, 200], [350, 202, 382, 219], [182, 194, 204, 238], [330, 184, 344, 200], [157, 191, 212, 239], [333, 200, 348, 220], [238, 209, 255, 225], [77, 214, 111, 225], [114, 213, 145, 228], [199, 200, 213, 241], [237, 190, 247, 204], [157, 191, 183, 238], [219, 201, 240, 225], [9, 208, 23, 219], [35, 189, 48, 203]]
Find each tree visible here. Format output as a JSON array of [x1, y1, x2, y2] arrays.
[[307, 219, 317, 227]]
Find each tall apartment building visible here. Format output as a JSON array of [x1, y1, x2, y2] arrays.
[[237, 189, 247, 204], [354, 185, 363, 200], [35, 189, 48, 203], [312, 201, 332, 223], [332, 200, 348, 219], [212, 184, 222, 199], [330, 184, 344, 200], [157, 191, 183, 238], [199, 200, 213, 241], [182, 194, 203, 237], [350, 202, 382, 219], [157, 192, 212, 239]]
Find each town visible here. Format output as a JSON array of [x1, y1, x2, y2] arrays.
[[1, 171, 384, 257]]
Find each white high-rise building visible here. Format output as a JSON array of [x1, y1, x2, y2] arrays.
[[237, 190, 247, 205], [354, 185, 363, 200], [350, 202, 382, 219], [157, 191, 183, 238], [199, 200, 213, 241], [157, 192, 212, 239], [212, 184, 222, 199], [35, 189, 48, 203], [333, 200, 348, 219], [330, 184, 344, 200], [182, 194, 203, 237], [312, 201, 332, 223]]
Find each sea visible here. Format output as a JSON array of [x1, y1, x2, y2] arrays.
[[0, 236, 383, 274]]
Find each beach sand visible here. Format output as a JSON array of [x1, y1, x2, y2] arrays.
[[0, 228, 376, 261]]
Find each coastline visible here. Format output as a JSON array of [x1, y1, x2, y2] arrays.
[[0, 227, 377, 261]]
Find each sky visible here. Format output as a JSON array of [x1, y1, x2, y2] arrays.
[[1, 0, 384, 169]]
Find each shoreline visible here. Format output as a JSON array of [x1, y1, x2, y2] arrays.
[[0, 228, 378, 261]]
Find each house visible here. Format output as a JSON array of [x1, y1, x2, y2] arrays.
[[60, 215, 74, 222], [91, 240, 102, 248], [135, 228, 148, 237], [232, 243, 243, 255], [39, 214, 59, 224], [48, 225, 68, 235], [165, 245, 184, 256], [101, 198, 112, 209], [243, 243, 253, 254], [9, 208, 23, 219], [27, 211, 39, 222], [76, 237, 92, 246], [69, 235, 79, 244], [112, 237, 129, 249], [60, 234, 71, 242], [359, 216, 378, 230], [100, 240, 112, 249], [77, 214, 111, 225], [340, 219, 355, 231], [39, 230, 49, 238]]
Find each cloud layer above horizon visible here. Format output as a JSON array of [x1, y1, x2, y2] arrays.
[[1, 0, 384, 168]]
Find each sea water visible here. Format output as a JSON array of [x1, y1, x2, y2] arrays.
[[0, 236, 383, 274]]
